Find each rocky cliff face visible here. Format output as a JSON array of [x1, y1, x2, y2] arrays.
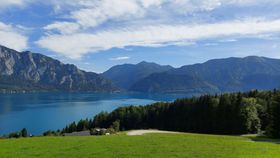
[[0, 45, 118, 92]]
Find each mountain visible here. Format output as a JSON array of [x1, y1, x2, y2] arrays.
[[0, 45, 118, 92], [3, 44, 278, 94], [130, 56, 280, 94], [129, 72, 220, 94], [102, 61, 174, 89]]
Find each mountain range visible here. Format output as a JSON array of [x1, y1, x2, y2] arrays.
[[0, 45, 117, 92], [1, 45, 279, 94], [105, 56, 280, 94], [102, 61, 173, 89]]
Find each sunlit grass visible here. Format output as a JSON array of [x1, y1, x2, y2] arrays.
[[0, 133, 279, 158]]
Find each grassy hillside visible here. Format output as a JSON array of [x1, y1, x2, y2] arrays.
[[0, 133, 279, 158]]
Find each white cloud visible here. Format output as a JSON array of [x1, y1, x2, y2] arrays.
[[42, 0, 280, 35], [0, 0, 24, 8], [44, 22, 80, 34], [0, 0, 36, 8], [46, 0, 280, 30], [37, 18, 280, 59], [219, 39, 237, 43], [1, 0, 280, 59], [140, 0, 163, 8], [109, 56, 131, 61], [226, 0, 280, 6], [46, 0, 224, 32], [71, 0, 144, 29], [0, 22, 28, 51]]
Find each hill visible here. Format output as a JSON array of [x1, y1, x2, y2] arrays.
[[0, 133, 279, 158], [130, 56, 280, 93], [102, 61, 173, 89], [0, 45, 118, 92]]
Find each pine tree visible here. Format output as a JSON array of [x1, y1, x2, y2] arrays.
[[266, 94, 280, 138], [21, 128, 28, 137]]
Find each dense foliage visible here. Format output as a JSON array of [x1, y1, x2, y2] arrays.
[[61, 90, 280, 138], [266, 93, 280, 138], [6, 128, 29, 138]]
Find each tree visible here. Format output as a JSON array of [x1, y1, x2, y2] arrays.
[[266, 94, 280, 138], [68, 122, 77, 133], [77, 119, 89, 131], [20, 128, 28, 137], [59, 90, 279, 137], [240, 98, 261, 134], [111, 120, 120, 132], [93, 112, 109, 128]]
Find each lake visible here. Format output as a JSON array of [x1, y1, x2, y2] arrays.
[[0, 92, 188, 135]]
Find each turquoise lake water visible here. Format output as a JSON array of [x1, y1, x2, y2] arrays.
[[0, 92, 188, 135]]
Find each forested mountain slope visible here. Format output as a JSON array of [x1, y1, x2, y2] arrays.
[[130, 56, 280, 93]]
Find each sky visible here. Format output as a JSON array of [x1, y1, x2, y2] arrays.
[[0, 0, 280, 73]]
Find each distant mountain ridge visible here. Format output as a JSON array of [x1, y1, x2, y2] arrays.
[[102, 61, 174, 89], [130, 56, 280, 94], [0, 45, 118, 92], [1, 45, 279, 94]]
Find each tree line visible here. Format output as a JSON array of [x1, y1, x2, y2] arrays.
[[4, 128, 29, 138], [58, 90, 280, 138]]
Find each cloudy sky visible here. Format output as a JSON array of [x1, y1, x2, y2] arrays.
[[0, 0, 280, 72]]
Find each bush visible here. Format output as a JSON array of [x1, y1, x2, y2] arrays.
[[7, 128, 29, 138], [8, 132, 20, 138]]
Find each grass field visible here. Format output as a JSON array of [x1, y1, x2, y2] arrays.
[[0, 132, 279, 158]]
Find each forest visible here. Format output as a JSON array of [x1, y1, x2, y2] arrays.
[[58, 90, 280, 138]]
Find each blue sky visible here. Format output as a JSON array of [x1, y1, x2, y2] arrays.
[[0, 0, 280, 72]]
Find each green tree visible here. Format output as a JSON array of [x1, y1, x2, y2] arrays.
[[111, 120, 120, 132], [240, 98, 261, 133], [20, 128, 28, 137], [68, 122, 77, 133], [58, 90, 278, 137], [93, 112, 109, 128], [77, 119, 89, 131], [266, 94, 280, 138]]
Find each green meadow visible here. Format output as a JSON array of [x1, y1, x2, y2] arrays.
[[0, 133, 279, 158]]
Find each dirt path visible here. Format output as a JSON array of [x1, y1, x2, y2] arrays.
[[127, 130, 179, 136]]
